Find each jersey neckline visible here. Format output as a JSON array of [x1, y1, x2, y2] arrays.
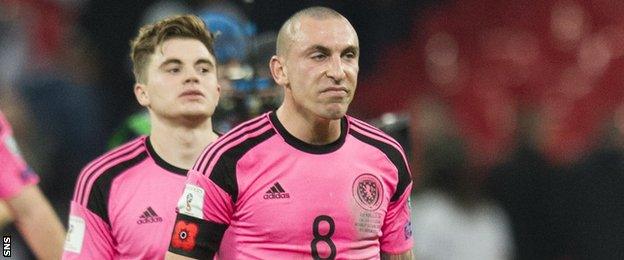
[[145, 136, 188, 176], [268, 111, 348, 154]]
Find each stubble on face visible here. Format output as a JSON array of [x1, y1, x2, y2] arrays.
[[282, 17, 360, 121]]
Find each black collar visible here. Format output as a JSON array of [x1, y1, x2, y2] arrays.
[[145, 136, 188, 176], [269, 111, 348, 154]]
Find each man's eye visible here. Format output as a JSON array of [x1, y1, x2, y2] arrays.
[[311, 54, 327, 61], [168, 68, 180, 73], [344, 52, 356, 59]]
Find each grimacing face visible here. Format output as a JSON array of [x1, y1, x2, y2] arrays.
[[135, 38, 220, 122], [279, 16, 359, 120]]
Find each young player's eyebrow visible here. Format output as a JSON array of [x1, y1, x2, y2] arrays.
[[195, 58, 214, 68], [159, 59, 182, 68], [159, 58, 214, 69]]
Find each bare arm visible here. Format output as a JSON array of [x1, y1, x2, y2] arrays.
[[6, 185, 65, 260], [381, 250, 414, 260], [165, 251, 198, 259], [0, 201, 14, 229]]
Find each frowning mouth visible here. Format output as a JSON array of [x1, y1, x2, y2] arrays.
[[320, 87, 348, 94]]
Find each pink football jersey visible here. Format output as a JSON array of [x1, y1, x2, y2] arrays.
[[169, 112, 413, 259], [63, 136, 192, 259], [0, 111, 38, 198]]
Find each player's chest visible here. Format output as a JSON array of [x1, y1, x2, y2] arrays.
[[234, 159, 392, 241], [108, 173, 186, 246]]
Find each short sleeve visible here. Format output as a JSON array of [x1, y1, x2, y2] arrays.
[[178, 169, 234, 224], [380, 182, 413, 254], [168, 169, 232, 259], [62, 201, 115, 259], [0, 117, 38, 199]]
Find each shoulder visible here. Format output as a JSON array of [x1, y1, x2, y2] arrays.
[[191, 113, 276, 202], [193, 113, 276, 175], [73, 137, 149, 206], [347, 115, 407, 159], [347, 115, 412, 201]]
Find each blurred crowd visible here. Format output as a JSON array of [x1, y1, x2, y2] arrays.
[[2, 0, 624, 259], [370, 0, 624, 259]]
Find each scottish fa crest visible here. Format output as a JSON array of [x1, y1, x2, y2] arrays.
[[353, 174, 383, 211]]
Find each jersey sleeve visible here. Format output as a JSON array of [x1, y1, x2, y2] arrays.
[[62, 201, 115, 259], [380, 181, 413, 254], [168, 169, 233, 259], [0, 117, 38, 199]]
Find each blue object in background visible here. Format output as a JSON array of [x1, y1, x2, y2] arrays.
[[198, 11, 256, 64]]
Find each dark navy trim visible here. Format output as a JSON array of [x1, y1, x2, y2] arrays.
[[203, 121, 271, 175], [146, 136, 188, 176], [350, 129, 412, 202], [196, 116, 266, 170], [79, 141, 143, 205], [269, 111, 347, 154], [209, 129, 275, 203], [87, 151, 148, 224]]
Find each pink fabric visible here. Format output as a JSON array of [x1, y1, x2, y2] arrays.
[[63, 137, 188, 259], [184, 113, 413, 259], [63, 201, 115, 259], [0, 111, 38, 198]]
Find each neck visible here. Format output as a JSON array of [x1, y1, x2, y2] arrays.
[[276, 103, 342, 145], [148, 113, 218, 169]]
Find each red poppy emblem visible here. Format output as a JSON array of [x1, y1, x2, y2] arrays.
[[171, 220, 199, 251]]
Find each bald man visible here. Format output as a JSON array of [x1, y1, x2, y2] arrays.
[[166, 6, 414, 259]]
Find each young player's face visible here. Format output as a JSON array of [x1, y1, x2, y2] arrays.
[[283, 17, 359, 120], [141, 38, 220, 121]]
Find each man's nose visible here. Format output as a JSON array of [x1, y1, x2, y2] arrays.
[[325, 56, 346, 83], [184, 68, 200, 84]]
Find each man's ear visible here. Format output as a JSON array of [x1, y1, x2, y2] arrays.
[[134, 83, 150, 107], [215, 83, 222, 98], [269, 55, 289, 88]]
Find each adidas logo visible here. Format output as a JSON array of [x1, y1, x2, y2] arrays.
[[136, 207, 163, 224], [263, 182, 290, 199]]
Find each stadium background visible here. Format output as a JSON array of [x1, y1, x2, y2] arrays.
[[1, 0, 624, 259]]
